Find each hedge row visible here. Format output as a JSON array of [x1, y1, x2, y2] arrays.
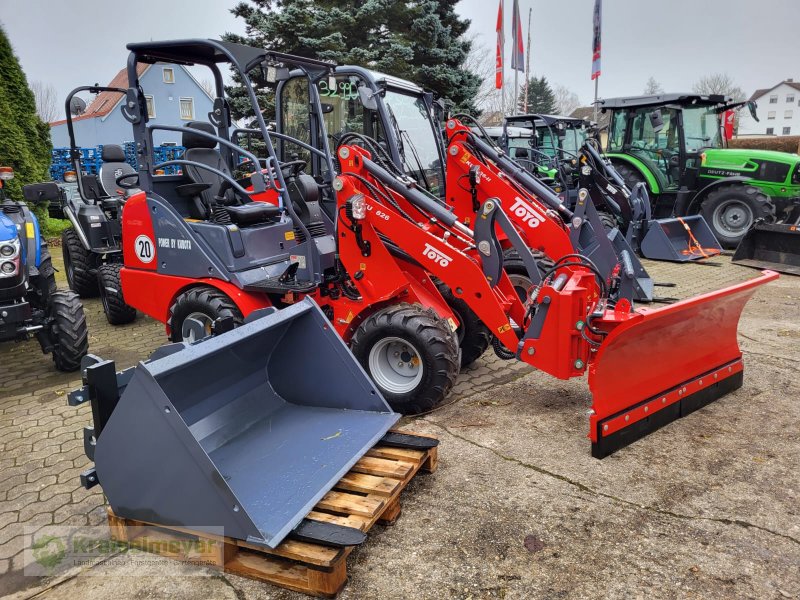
[[729, 136, 800, 154]]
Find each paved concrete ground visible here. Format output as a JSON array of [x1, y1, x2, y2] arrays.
[[1, 255, 798, 599]]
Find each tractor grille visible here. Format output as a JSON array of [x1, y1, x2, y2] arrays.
[[294, 221, 328, 243]]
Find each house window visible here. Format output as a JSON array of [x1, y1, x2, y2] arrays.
[[786, 110, 794, 119], [163, 68, 175, 84], [788, 95, 795, 103], [768, 111, 776, 120], [770, 95, 778, 104], [766, 127, 774, 135], [145, 95, 155, 118], [179, 97, 194, 120], [783, 127, 791, 135]]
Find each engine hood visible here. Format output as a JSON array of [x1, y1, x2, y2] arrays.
[[0, 211, 19, 243]]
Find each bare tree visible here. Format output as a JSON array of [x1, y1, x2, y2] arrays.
[[643, 77, 664, 95], [692, 73, 745, 101], [30, 80, 59, 123], [552, 84, 581, 116], [464, 35, 498, 111]]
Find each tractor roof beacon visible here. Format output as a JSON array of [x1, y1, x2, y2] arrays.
[[0, 170, 89, 371], [600, 93, 800, 248]]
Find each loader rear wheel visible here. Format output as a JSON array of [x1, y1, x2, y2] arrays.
[[98, 264, 137, 325], [434, 280, 491, 369], [614, 161, 648, 194], [62, 228, 98, 297], [49, 291, 89, 372], [168, 286, 244, 343], [503, 248, 554, 304], [596, 211, 618, 233], [351, 303, 459, 415], [700, 185, 774, 249]]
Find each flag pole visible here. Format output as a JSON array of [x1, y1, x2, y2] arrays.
[[593, 77, 599, 123], [524, 7, 531, 113]]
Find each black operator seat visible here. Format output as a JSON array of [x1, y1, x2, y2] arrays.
[[180, 121, 279, 226], [98, 144, 139, 198]]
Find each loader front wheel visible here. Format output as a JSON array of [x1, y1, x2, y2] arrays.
[[62, 228, 98, 297], [351, 304, 459, 415], [98, 264, 137, 325], [168, 286, 244, 343], [434, 280, 491, 369], [503, 248, 555, 304]]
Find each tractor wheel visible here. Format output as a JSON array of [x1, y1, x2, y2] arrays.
[[49, 291, 89, 372], [167, 286, 243, 343], [30, 242, 58, 309], [596, 211, 618, 234], [614, 161, 648, 193], [62, 228, 98, 297], [434, 279, 491, 369], [700, 185, 774, 249], [503, 248, 555, 304], [97, 264, 137, 325], [350, 303, 459, 415]]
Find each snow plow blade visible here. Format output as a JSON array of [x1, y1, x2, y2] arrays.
[[587, 270, 778, 458], [732, 222, 800, 276], [640, 215, 722, 262]]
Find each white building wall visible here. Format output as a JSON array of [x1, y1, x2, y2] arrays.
[[738, 82, 800, 136]]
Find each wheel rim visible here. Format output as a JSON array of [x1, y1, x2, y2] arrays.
[[182, 312, 214, 342], [507, 273, 532, 303], [368, 336, 424, 394], [712, 199, 754, 237]]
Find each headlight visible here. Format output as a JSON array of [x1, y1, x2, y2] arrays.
[[1, 261, 16, 275], [63, 170, 77, 183], [0, 239, 19, 258], [349, 194, 366, 220]]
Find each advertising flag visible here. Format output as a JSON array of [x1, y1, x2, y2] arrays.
[[496, 0, 505, 89], [511, 0, 524, 72], [591, 0, 602, 80]]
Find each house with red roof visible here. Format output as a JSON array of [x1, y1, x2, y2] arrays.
[[49, 62, 214, 148], [738, 79, 800, 136]]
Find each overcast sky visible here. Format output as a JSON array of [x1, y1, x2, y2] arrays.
[[2, 0, 798, 118]]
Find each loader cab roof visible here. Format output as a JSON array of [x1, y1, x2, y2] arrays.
[[506, 114, 589, 128], [599, 94, 732, 110]]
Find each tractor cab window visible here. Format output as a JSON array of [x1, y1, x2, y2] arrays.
[[681, 106, 722, 153], [382, 89, 444, 195], [317, 75, 385, 148], [608, 110, 627, 152], [278, 77, 313, 171], [627, 107, 680, 186]]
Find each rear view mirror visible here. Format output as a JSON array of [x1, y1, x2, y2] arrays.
[[747, 100, 759, 123], [69, 96, 87, 116], [357, 86, 378, 111], [648, 109, 664, 134], [23, 182, 61, 205]]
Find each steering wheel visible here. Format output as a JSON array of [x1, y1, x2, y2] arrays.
[[115, 173, 140, 189], [280, 159, 307, 178]]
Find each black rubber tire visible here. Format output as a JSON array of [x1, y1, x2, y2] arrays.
[[434, 279, 491, 369], [97, 264, 137, 325], [62, 228, 98, 297], [503, 248, 555, 304], [350, 303, 459, 415], [613, 161, 648, 193], [30, 241, 58, 309], [596, 211, 618, 234], [49, 291, 89, 372], [167, 286, 244, 342], [700, 184, 775, 249]]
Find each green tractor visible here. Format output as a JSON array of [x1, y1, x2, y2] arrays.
[[600, 94, 800, 248]]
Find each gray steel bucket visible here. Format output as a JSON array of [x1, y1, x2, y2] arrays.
[[640, 215, 722, 262], [93, 298, 399, 548], [732, 222, 800, 275]]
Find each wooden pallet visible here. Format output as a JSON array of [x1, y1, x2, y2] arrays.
[[106, 431, 438, 598]]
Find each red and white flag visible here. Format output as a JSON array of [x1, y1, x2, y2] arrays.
[[510, 0, 524, 72], [591, 0, 602, 80], [495, 0, 505, 89]]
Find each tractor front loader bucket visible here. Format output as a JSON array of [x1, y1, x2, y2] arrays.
[[732, 222, 800, 275], [75, 298, 399, 548], [588, 270, 778, 458], [640, 215, 722, 262]]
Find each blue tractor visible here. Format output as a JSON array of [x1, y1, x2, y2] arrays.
[[0, 167, 89, 371]]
